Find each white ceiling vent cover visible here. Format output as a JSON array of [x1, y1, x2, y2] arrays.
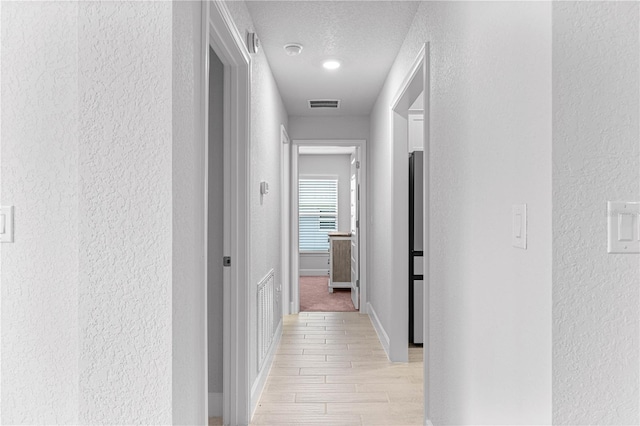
[[308, 99, 341, 109]]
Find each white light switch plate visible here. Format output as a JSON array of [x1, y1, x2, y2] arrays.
[[512, 204, 527, 249], [607, 201, 640, 253], [0, 206, 14, 243]]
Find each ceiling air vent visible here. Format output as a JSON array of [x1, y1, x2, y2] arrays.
[[308, 99, 341, 109]]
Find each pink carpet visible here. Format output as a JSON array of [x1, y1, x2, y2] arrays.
[[300, 276, 357, 312]]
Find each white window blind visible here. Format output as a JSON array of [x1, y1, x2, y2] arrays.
[[299, 179, 338, 251]]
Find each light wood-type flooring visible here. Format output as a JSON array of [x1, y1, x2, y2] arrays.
[[209, 312, 423, 425], [252, 311, 424, 425]]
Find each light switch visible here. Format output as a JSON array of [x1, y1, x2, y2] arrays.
[[512, 204, 527, 249], [608, 201, 640, 253], [618, 213, 634, 241], [514, 214, 522, 238], [0, 206, 14, 243]]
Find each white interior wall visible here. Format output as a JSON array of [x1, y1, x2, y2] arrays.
[[1, 3, 80, 423], [225, 0, 288, 405], [552, 3, 640, 423], [78, 3, 173, 422], [369, 2, 552, 423], [2, 2, 206, 423], [298, 154, 352, 274], [172, 1, 206, 423], [289, 116, 369, 140]]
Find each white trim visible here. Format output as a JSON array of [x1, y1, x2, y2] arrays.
[[290, 146, 301, 313], [280, 125, 291, 315], [367, 302, 390, 357], [199, 1, 209, 423], [208, 393, 223, 417], [391, 44, 426, 111], [422, 43, 431, 424], [291, 139, 368, 316], [385, 45, 428, 364], [300, 269, 329, 276], [299, 174, 340, 179], [250, 320, 283, 417], [207, 2, 252, 425]]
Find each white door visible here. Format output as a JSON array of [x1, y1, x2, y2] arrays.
[[350, 152, 359, 309]]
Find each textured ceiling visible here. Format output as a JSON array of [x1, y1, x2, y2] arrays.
[[245, 1, 420, 117]]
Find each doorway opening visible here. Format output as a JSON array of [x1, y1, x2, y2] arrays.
[[290, 140, 368, 315], [204, 2, 252, 425], [390, 42, 430, 419], [206, 45, 225, 422]]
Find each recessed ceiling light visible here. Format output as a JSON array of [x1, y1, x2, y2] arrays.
[[284, 43, 303, 56], [322, 60, 341, 70]]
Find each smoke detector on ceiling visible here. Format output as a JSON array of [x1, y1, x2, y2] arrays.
[[247, 32, 260, 54], [308, 99, 341, 109], [284, 43, 303, 56]]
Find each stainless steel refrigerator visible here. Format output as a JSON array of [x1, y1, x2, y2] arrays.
[[409, 151, 424, 345]]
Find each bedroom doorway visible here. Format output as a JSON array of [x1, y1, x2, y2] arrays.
[[290, 140, 368, 315]]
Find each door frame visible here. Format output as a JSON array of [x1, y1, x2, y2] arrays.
[[280, 125, 291, 315], [290, 139, 368, 315], [389, 42, 430, 420], [205, 1, 251, 424]]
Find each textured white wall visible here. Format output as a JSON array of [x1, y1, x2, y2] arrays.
[[225, 0, 288, 396], [289, 116, 369, 140], [172, 1, 206, 423], [370, 2, 552, 423], [2, 2, 178, 424], [2, 1, 212, 423], [1, 3, 80, 423], [78, 2, 173, 423], [552, 2, 640, 424], [248, 28, 288, 392]]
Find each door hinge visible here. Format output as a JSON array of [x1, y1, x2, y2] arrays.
[[223, 256, 231, 267], [356, 161, 360, 169], [356, 220, 360, 228], [356, 279, 360, 288]]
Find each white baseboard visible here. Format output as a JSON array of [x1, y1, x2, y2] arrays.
[[208, 392, 223, 417], [250, 320, 283, 417], [367, 302, 390, 358], [300, 269, 329, 276]]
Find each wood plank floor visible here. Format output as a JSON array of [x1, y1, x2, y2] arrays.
[[251, 312, 424, 425]]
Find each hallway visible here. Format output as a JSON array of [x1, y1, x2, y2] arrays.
[[3, 1, 639, 424], [250, 312, 423, 425]]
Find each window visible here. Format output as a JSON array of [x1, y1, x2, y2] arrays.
[[299, 178, 338, 251]]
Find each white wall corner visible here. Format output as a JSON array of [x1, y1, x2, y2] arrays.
[[367, 302, 390, 358], [208, 393, 223, 418], [250, 320, 283, 417]]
